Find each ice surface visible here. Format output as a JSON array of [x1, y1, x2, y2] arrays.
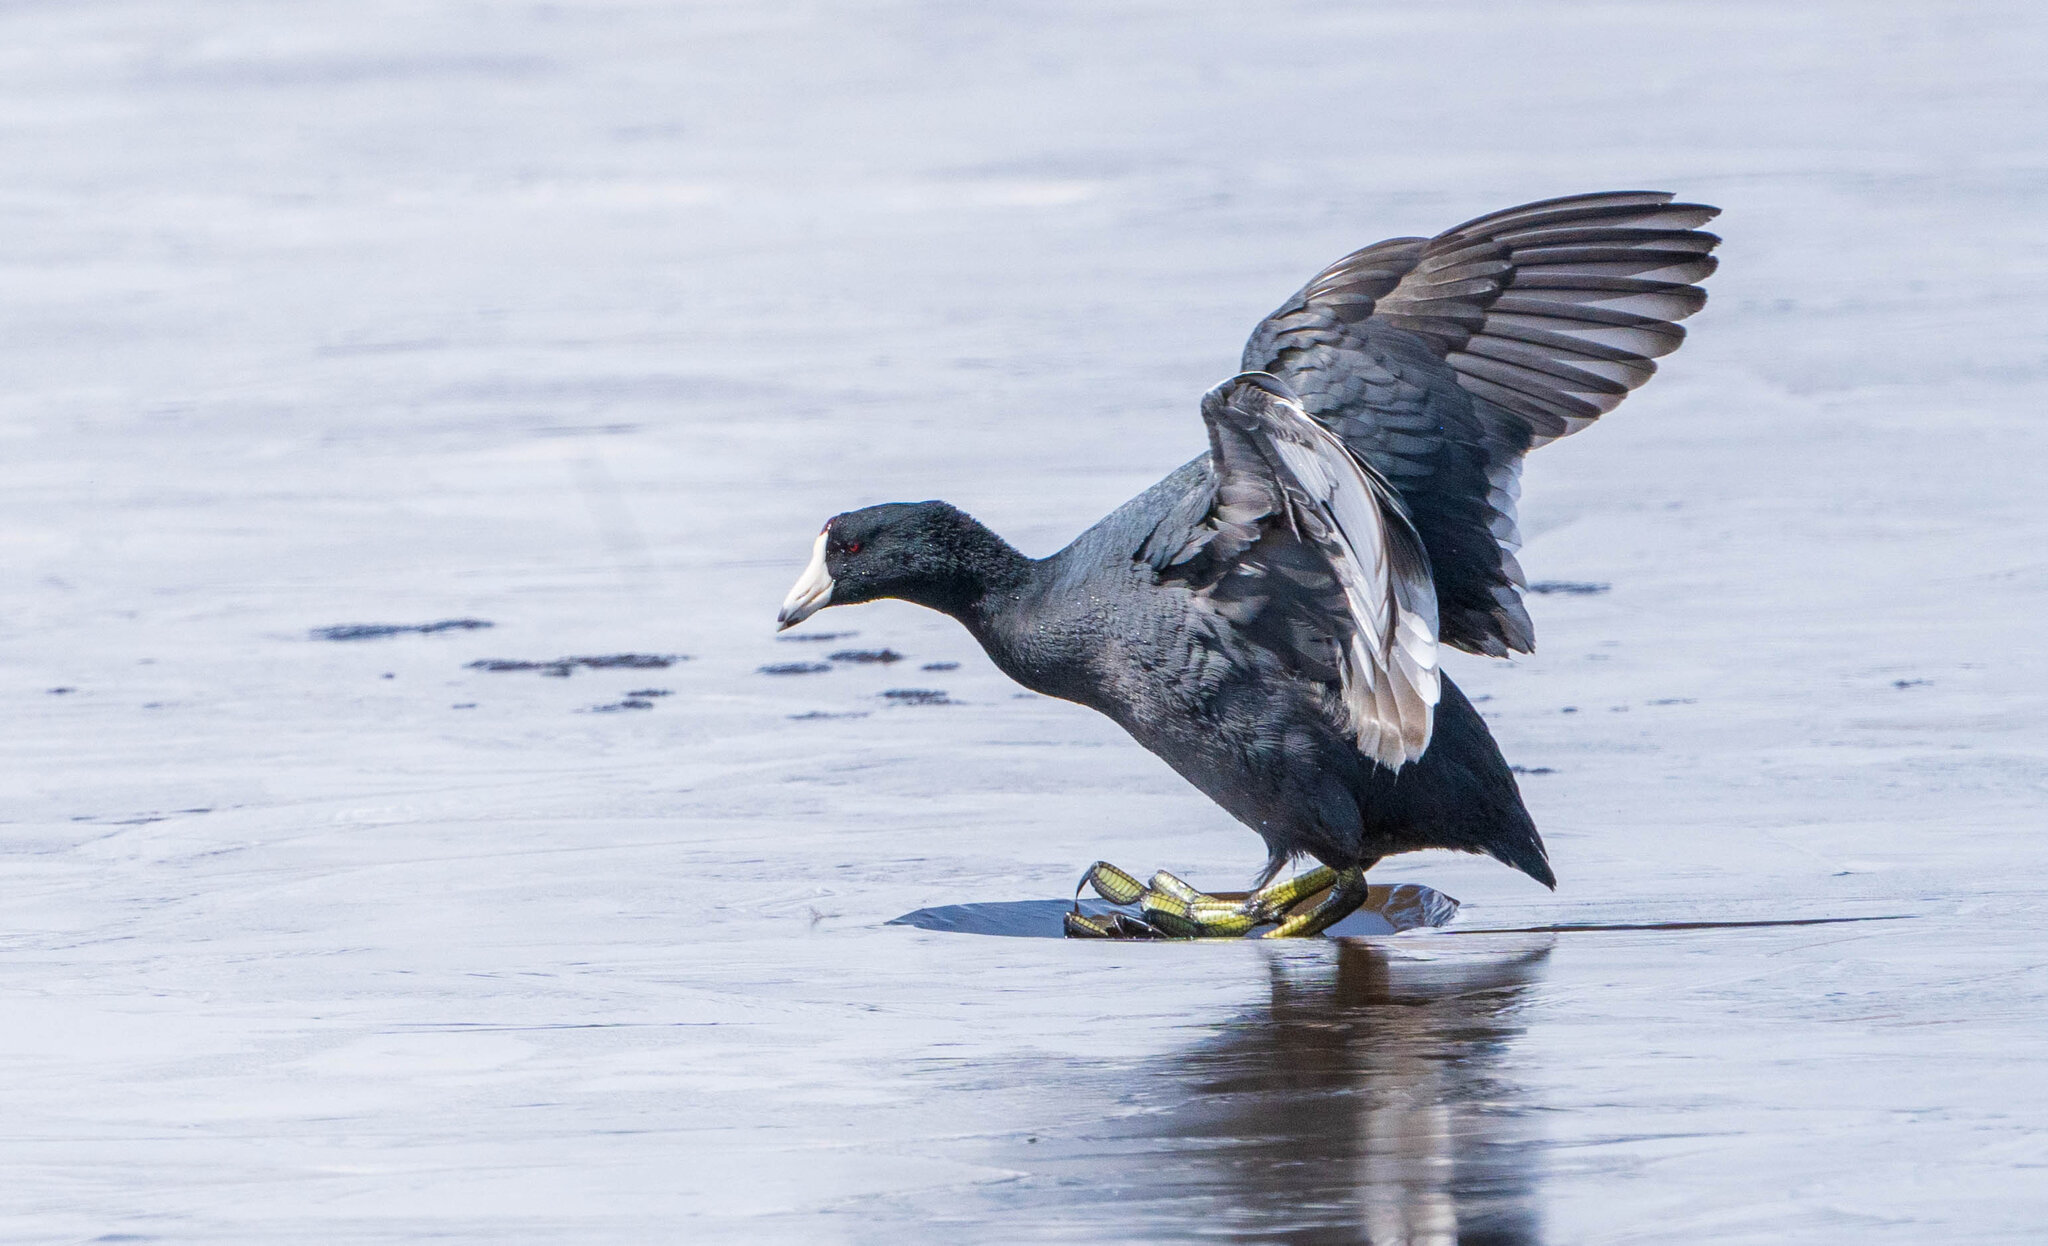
[[4, 1, 2048, 1242]]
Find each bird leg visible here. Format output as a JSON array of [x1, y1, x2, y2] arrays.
[[1260, 865, 1369, 938], [1065, 860, 1343, 938]]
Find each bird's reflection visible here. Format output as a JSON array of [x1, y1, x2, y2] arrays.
[[1114, 938, 1554, 1244]]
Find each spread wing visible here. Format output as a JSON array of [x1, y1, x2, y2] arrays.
[[1241, 190, 1721, 656], [1142, 372, 1440, 769]]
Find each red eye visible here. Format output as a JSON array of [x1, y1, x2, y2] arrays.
[[844, 541, 862, 555]]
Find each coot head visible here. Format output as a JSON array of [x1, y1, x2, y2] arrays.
[[777, 500, 1021, 629]]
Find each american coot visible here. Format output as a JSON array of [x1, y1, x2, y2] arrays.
[[779, 191, 1720, 937]]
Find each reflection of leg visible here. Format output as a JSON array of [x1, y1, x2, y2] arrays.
[[1067, 860, 1342, 939], [1262, 866, 1368, 938]]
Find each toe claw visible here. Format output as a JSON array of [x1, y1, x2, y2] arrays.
[[1079, 861, 1147, 906]]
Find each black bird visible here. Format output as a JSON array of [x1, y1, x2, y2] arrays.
[[778, 191, 1719, 937]]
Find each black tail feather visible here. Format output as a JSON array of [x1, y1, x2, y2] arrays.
[[1392, 676, 1557, 889]]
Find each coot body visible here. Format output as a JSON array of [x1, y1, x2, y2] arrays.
[[779, 191, 1720, 912]]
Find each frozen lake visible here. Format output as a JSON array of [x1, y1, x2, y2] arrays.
[[4, 1, 2046, 1241]]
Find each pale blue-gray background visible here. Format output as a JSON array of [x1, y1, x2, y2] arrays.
[[3, 2, 2044, 1241]]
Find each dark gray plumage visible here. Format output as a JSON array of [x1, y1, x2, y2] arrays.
[[780, 192, 1720, 889]]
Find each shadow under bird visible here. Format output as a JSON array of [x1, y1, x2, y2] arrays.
[[778, 191, 1720, 938]]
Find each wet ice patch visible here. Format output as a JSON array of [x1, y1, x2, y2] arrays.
[[1526, 581, 1610, 596], [760, 662, 831, 675], [881, 688, 953, 706], [829, 649, 904, 664], [311, 619, 493, 640], [468, 654, 684, 677]]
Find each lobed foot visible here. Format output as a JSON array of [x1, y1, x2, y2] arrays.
[[1067, 860, 1349, 939]]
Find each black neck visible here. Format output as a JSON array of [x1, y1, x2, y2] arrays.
[[901, 514, 1036, 624]]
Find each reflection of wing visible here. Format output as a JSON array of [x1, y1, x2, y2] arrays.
[[1242, 191, 1720, 657], [1142, 372, 1439, 769]]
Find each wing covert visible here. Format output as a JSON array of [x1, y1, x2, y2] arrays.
[[1152, 372, 1440, 770]]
